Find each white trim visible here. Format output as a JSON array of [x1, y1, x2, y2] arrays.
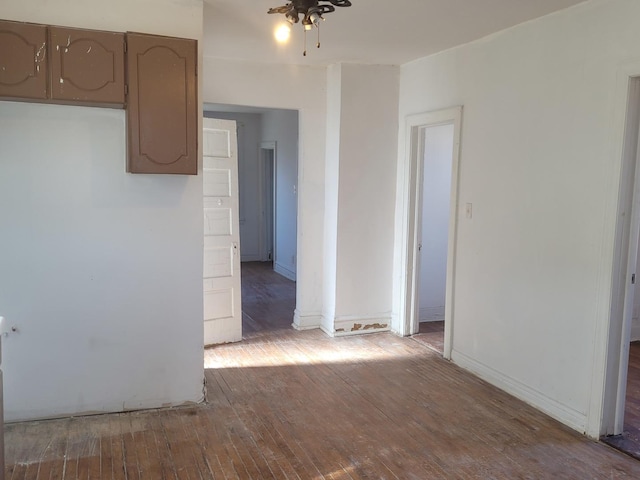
[[320, 321, 335, 338], [292, 309, 322, 330], [393, 106, 462, 362], [259, 141, 277, 262], [274, 261, 296, 281], [591, 70, 640, 438], [453, 350, 587, 433]]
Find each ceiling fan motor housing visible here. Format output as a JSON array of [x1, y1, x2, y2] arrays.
[[268, 0, 352, 23]]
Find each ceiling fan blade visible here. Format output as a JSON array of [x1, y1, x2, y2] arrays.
[[268, 5, 291, 15], [325, 0, 352, 7]]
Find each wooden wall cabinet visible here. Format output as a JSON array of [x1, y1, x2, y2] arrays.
[[126, 33, 198, 175], [0, 20, 48, 100], [0, 21, 198, 175], [49, 26, 125, 105]]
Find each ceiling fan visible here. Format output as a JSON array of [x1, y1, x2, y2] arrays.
[[268, 0, 352, 55]]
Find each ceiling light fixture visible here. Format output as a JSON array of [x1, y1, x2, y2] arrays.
[[268, 0, 352, 56]]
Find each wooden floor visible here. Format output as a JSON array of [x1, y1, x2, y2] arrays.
[[239, 261, 296, 339], [6, 263, 640, 478], [413, 321, 445, 353]]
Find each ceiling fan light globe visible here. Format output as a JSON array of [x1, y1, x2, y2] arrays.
[[285, 12, 299, 24], [274, 23, 292, 43], [309, 12, 322, 26]]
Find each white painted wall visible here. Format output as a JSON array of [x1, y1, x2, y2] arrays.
[[398, 0, 640, 435], [0, 0, 204, 422], [0, 102, 205, 421], [1, 0, 203, 38], [419, 124, 454, 323], [262, 109, 299, 281], [202, 34, 327, 329], [322, 64, 342, 334], [204, 111, 263, 262], [325, 64, 400, 334]]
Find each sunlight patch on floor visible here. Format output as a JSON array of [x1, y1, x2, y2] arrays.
[[204, 338, 427, 369]]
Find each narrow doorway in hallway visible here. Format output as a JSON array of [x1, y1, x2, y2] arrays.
[[204, 104, 300, 341], [399, 107, 461, 354], [412, 123, 455, 355]]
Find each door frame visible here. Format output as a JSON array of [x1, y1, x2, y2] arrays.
[[597, 75, 640, 437], [259, 141, 277, 263], [394, 106, 462, 359]]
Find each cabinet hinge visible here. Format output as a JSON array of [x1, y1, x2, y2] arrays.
[[123, 41, 127, 53], [124, 84, 128, 96]]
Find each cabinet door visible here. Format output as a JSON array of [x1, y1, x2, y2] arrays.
[[49, 27, 125, 105], [0, 20, 47, 100], [127, 33, 197, 175]]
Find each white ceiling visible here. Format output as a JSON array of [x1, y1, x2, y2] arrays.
[[203, 0, 587, 66]]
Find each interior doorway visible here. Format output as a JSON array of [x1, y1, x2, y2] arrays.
[[413, 123, 455, 354], [260, 142, 276, 263], [203, 104, 299, 341], [601, 76, 640, 456], [395, 107, 462, 359]]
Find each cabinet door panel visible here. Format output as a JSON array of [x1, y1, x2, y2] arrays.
[[0, 20, 47, 100], [49, 27, 124, 105], [127, 33, 197, 175]]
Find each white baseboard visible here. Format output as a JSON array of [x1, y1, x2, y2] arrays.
[[293, 309, 322, 331], [452, 349, 587, 433], [241, 254, 261, 262], [274, 262, 296, 281], [320, 323, 335, 338]]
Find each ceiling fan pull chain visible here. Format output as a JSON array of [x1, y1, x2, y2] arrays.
[[317, 24, 321, 49], [303, 27, 307, 56]]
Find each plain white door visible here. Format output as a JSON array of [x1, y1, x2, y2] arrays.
[[203, 118, 242, 346]]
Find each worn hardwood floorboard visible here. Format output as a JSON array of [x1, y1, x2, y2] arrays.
[[6, 262, 640, 478], [413, 321, 445, 354]]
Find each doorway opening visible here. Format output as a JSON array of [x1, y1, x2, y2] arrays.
[[395, 107, 462, 359], [601, 76, 640, 457], [203, 104, 299, 342], [260, 142, 276, 263], [412, 123, 455, 354]]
